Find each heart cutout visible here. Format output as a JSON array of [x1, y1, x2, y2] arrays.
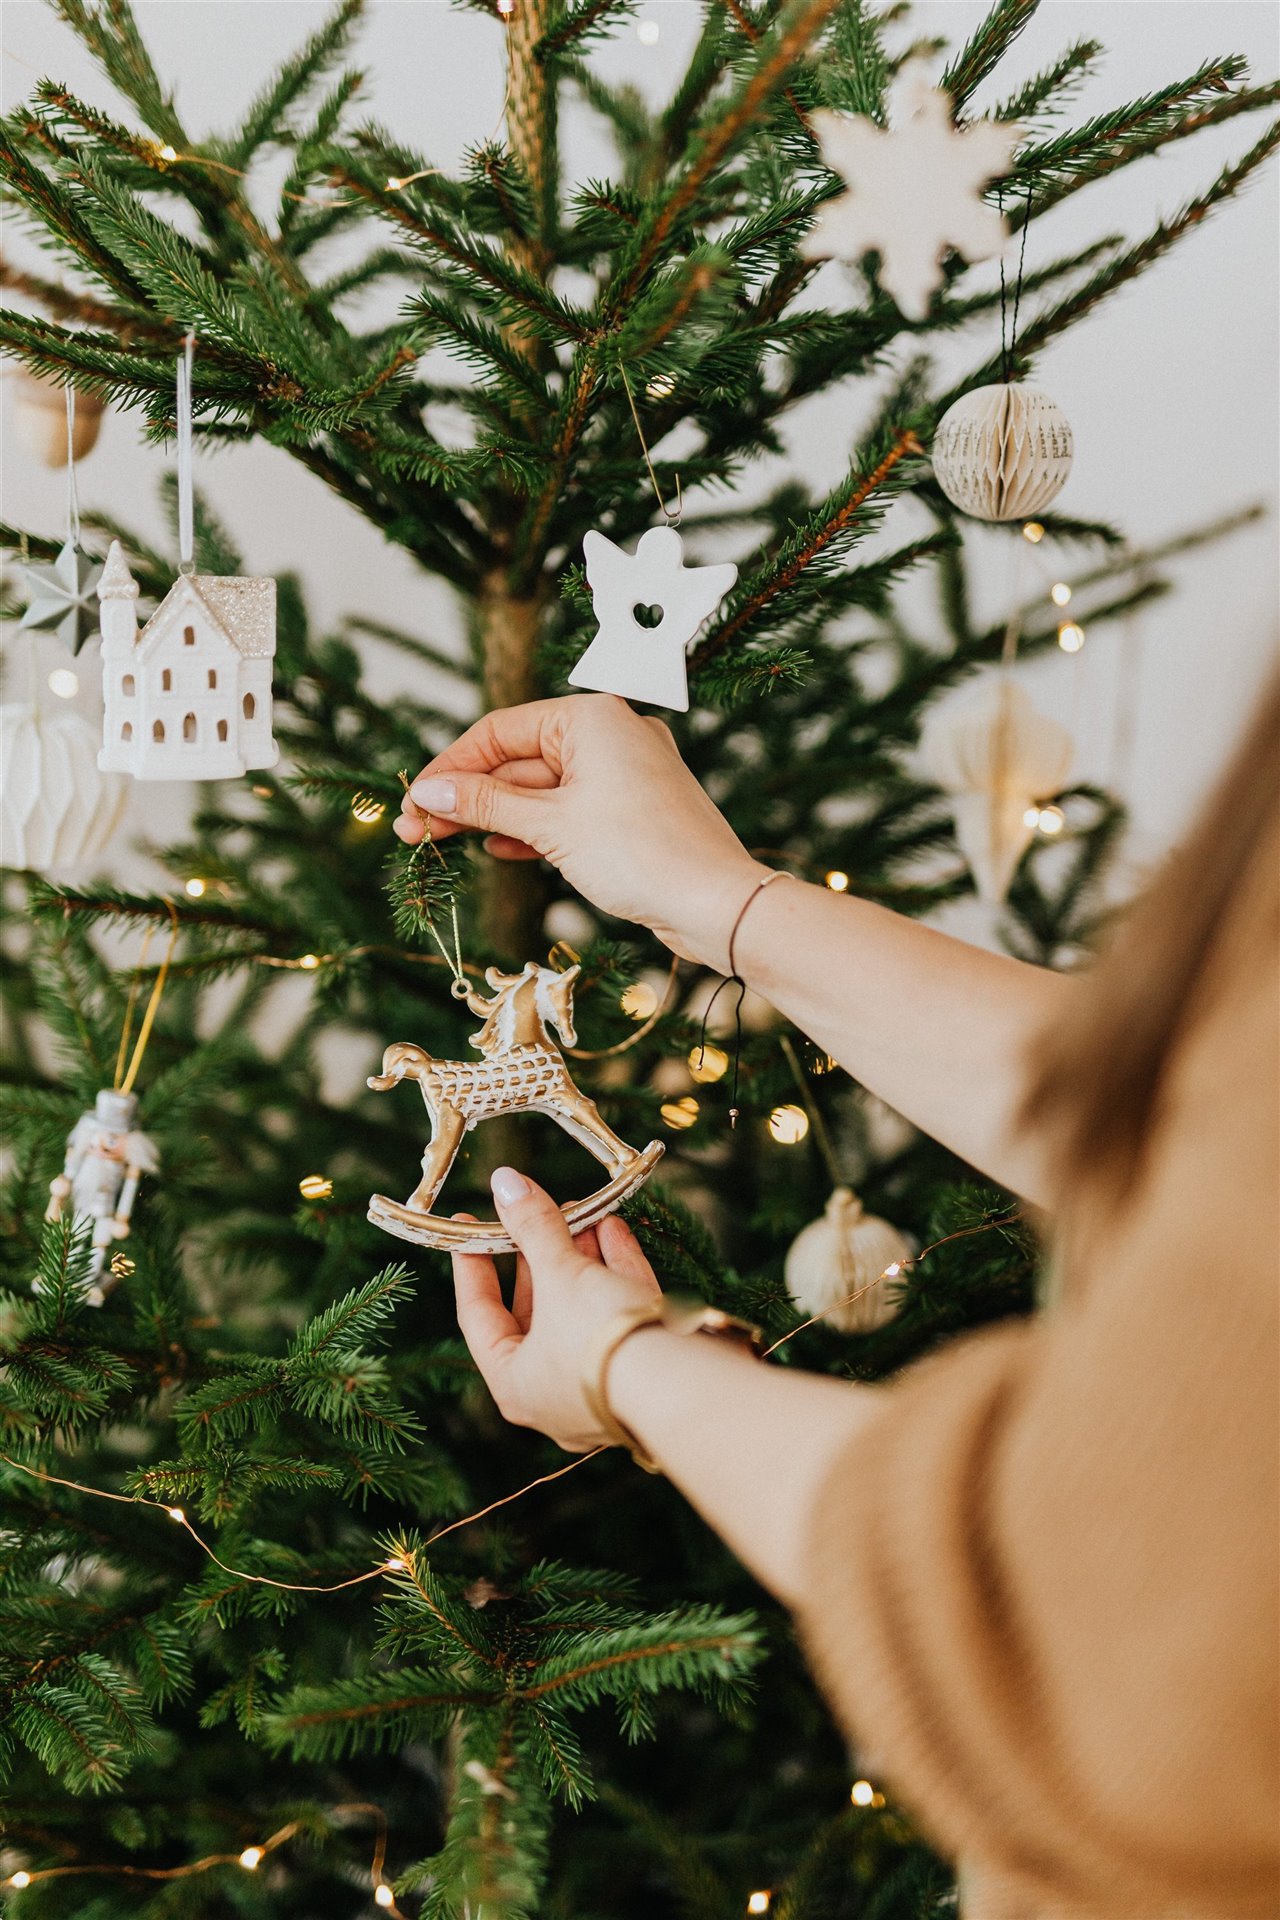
[[632, 602, 664, 630]]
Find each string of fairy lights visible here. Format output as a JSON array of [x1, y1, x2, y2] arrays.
[[3, 1198, 1015, 1908]]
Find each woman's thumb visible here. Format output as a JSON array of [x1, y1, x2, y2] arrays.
[[409, 773, 546, 847], [491, 1168, 581, 1272]]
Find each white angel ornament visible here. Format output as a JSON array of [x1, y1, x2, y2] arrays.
[[568, 526, 737, 713]]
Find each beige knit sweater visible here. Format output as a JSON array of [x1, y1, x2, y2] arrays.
[[797, 832, 1279, 1918]]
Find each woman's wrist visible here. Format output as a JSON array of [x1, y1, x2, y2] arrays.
[[667, 855, 773, 974]]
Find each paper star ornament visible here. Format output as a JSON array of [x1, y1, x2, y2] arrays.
[[18, 541, 104, 654], [801, 86, 1021, 321], [569, 526, 738, 713]]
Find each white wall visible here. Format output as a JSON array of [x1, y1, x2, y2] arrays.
[[3, 0, 1278, 885]]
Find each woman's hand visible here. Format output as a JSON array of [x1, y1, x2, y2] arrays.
[[394, 694, 760, 970], [452, 1168, 662, 1453]]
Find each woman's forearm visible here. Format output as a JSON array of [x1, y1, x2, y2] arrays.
[[734, 872, 1072, 1205], [605, 1322, 877, 1607]]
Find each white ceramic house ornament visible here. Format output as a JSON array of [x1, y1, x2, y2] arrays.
[[568, 526, 738, 713], [97, 541, 277, 780]]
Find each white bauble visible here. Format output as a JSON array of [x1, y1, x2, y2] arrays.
[[10, 370, 105, 466], [932, 383, 1073, 521], [1, 704, 128, 873], [918, 677, 1072, 904], [784, 1187, 911, 1334]]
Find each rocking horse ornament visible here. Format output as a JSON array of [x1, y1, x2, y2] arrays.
[[367, 962, 664, 1254]]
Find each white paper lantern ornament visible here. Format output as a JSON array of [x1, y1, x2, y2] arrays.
[[932, 382, 1074, 522], [0, 702, 128, 874], [97, 339, 278, 782], [918, 675, 1072, 903], [785, 1186, 912, 1334]]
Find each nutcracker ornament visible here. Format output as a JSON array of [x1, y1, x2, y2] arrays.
[[44, 1089, 159, 1306], [368, 961, 663, 1254]]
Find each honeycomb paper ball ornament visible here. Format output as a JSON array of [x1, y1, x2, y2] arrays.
[[932, 383, 1073, 521], [784, 1187, 911, 1334], [10, 369, 105, 466], [1, 703, 128, 873]]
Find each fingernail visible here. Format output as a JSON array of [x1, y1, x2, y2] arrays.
[[410, 776, 457, 814], [491, 1166, 530, 1207]]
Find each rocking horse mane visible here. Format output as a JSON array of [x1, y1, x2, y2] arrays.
[[469, 963, 579, 1055]]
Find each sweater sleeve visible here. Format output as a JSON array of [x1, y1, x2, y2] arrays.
[[794, 934, 1279, 1919]]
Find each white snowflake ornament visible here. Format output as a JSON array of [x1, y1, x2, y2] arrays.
[[568, 526, 737, 713], [802, 85, 1021, 321]]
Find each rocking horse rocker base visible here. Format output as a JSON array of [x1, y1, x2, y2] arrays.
[[368, 1139, 664, 1254], [366, 960, 667, 1258]]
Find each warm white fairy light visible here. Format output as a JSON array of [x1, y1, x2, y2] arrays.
[[385, 176, 405, 191], [184, 877, 206, 898], [1022, 521, 1045, 544], [851, 1779, 875, 1806], [1050, 580, 1072, 606], [1057, 620, 1085, 653], [620, 981, 659, 1020], [382, 1555, 407, 1573], [374, 1885, 395, 1909], [157, 143, 178, 163], [496, 0, 515, 14], [9, 1872, 31, 1889], [661, 1095, 700, 1131], [299, 1174, 334, 1200], [883, 1261, 903, 1278], [688, 1042, 729, 1084], [824, 869, 849, 892], [298, 952, 322, 970], [47, 667, 79, 698], [352, 794, 386, 824], [1035, 804, 1065, 835], [166, 1506, 185, 1523], [747, 1894, 771, 1916], [239, 1847, 264, 1871], [636, 17, 660, 41], [768, 1104, 809, 1145]]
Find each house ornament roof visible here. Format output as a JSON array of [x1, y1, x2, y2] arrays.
[[136, 574, 276, 658], [98, 539, 139, 600]]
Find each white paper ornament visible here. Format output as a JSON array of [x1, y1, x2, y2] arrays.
[[568, 526, 737, 713], [801, 84, 1021, 321], [0, 702, 128, 873], [785, 1186, 911, 1334], [931, 383, 1073, 521], [96, 542, 278, 782], [918, 676, 1072, 903], [10, 369, 104, 466]]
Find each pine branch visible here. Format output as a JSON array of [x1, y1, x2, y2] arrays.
[[942, 0, 1041, 110], [690, 429, 925, 674], [1012, 117, 1280, 362], [225, 0, 363, 168], [994, 38, 1105, 124], [535, 0, 636, 65]]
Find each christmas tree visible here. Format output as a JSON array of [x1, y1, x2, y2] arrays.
[[1, 1, 1276, 1912]]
